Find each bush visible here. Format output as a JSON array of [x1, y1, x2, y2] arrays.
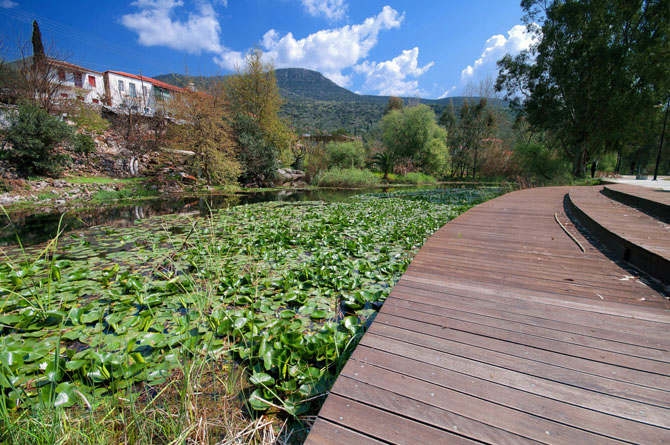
[[73, 133, 96, 160], [2, 103, 72, 177], [303, 144, 328, 183], [396, 172, 437, 184], [512, 142, 571, 185], [314, 168, 380, 188], [233, 114, 278, 186], [324, 141, 366, 168]]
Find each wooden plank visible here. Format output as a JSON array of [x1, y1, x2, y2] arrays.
[[317, 394, 480, 445], [368, 320, 670, 408], [382, 297, 670, 363], [336, 364, 620, 444], [388, 284, 670, 350], [349, 346, 670, 444], [379, 303, 670, 373], [361, 333, 670, 428], [331, 375, 542, 444], [305, 419, 386, 445]]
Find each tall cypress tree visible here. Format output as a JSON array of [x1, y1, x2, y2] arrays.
[[31, 20, 46, 65]]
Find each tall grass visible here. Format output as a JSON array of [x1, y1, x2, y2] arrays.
[[313, 168, 380, 188], [395, 172, 437, 184]]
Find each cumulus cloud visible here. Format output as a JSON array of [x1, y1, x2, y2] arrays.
[[440, 24, 538, 98], [0, 0, 18, 8], [122, 1, 403, 86], [121, 0, 224, 53], [354, 47, 433, 96], [257, 5, 403, 86], [301, 0, 347, 21]]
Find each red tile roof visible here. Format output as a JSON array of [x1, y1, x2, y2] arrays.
[[105, 71, 185, 92], [48, 58, 102, 75]]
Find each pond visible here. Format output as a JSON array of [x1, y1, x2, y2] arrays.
[[0, 185, 483, 246], [0, 184, 507, 430]]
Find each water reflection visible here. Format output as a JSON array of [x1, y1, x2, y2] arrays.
[[0, 185, 475, 246]]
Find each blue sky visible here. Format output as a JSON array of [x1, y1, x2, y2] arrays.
[[0, 0, 535, 99]]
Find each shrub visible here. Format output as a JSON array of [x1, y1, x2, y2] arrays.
[[303, 143, 328, 183], [2, 103, 72, 177], [324, 141, 366, 168], [314, 168, 380, 188], [73, 133, 96, 162], [233, 114, 278, 186], [396, 172, 438, 184], [512, 142, 571, 185]]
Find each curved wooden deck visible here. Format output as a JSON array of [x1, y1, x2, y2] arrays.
[[306, 186, 670, 444]]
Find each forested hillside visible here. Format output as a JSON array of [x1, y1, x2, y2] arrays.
[[154, 68, 508, 135]]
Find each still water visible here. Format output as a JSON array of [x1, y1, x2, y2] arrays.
[[2, 186, 462, 246]]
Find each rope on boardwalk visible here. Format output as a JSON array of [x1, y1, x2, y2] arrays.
[[555, 213, 585, 253]]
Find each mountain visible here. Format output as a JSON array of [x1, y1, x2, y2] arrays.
[[154, 68, 509, 135]]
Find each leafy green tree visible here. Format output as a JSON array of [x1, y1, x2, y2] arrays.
[[324, 141, 366, 168], [496, 0, 669, 176], [380, 104, 449, 175], [2, 103, 72, 177], [223, 49, 293, 167], [232, 113, 278, 186], [440, 98, 495, 178]]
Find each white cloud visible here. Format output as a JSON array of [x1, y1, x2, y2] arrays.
[[441, 24, 538, 97], [122, 1, 403, 85], [354, 47, 433, 96], [121, 0, 224, 54], [301, 0, 347, 21], [258, 5, 403, 86], [0, 0, 18, 8]]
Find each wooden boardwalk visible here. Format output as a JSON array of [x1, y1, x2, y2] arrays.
[[306, 186, 670, 444]]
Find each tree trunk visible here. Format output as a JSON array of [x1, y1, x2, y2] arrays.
[[572, 145, 587, 177], [472, 146, 478, 179]]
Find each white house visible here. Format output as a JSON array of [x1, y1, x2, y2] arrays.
[[103, 71, 184, 115], [49, 59, 105, 105]]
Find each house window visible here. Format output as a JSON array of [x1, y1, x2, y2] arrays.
[[74, 73, 83, 88], [88, 75, 96, 87], [92, 98, 99, 104], [129, 83, 136, 97], [58, 70, 66, 81], [118, 80, 124, 92]]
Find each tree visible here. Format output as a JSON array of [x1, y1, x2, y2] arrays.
[[223, 49, 293, 168], [380, 104, 449, 175], [2, 103, 72, 177], [31, 20, 46, 66], [11, 22, 68, 113], [232, 113, 278, 186], [496, 0, 670, 177], [324, 141, 366, 168], [441, 98, 496, 178], [383, 96, 404, 115], [170, 87, 241, 185]]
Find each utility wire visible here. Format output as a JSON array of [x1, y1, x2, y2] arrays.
[[0, 7, 175, 74]]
